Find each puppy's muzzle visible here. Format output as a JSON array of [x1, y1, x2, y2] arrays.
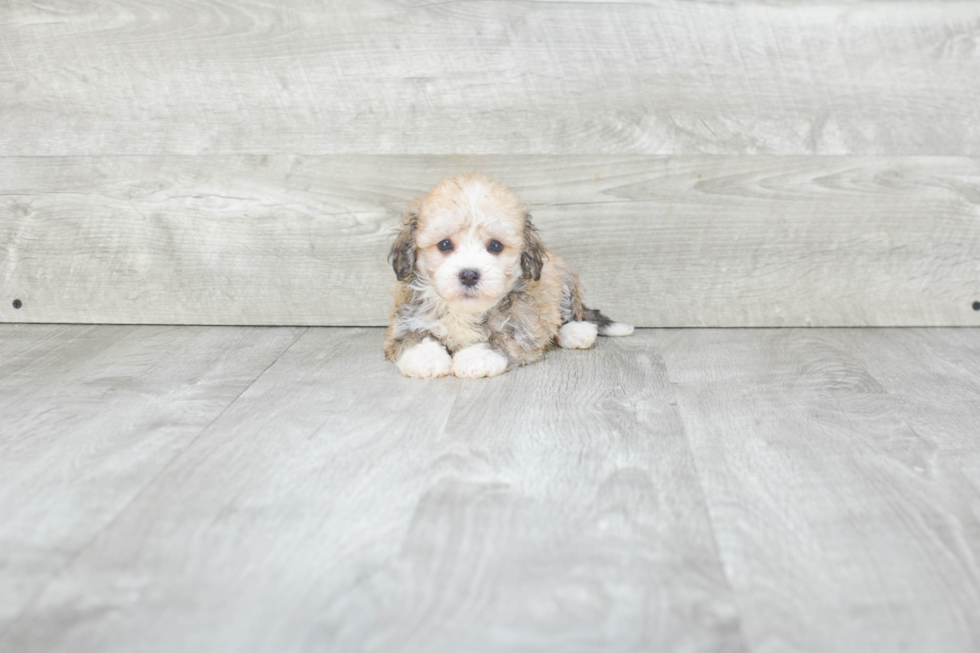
[[459, 269, 480, 288]]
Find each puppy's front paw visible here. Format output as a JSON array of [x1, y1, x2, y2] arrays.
[[396, 338, 452, 379], [451, 343, 509, 379], [558, 321, 598, 349]]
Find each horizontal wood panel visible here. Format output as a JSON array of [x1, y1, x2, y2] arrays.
[[2, 155, 978, 326], [1, 0, 978, 156]]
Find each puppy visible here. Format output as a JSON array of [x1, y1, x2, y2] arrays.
[[384, 173, 633, 379]]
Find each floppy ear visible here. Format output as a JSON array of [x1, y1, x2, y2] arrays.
[[521, 213, 546, 282], [389, 208, 419, 282]]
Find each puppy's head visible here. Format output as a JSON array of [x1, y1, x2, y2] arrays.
[[390, 173, 545, 313]]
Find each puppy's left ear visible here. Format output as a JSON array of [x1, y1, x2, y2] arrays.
[[389, 207, 419, 282], [521, 212, 546, 282]]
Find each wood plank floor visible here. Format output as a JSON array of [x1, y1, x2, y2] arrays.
[[1, 325, 978, 652]]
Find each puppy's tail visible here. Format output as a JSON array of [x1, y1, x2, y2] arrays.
[[582, 306, 634, 337]]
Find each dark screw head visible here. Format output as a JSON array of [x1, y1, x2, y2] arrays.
[[973, 301, 980, 311], [12, 299, 22, 309]]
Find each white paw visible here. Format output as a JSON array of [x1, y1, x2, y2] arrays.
[[558, 321, 598, 349], [600, 322, 634, 337], [451, 343, 509, 379], [396, 338, 452, 379]]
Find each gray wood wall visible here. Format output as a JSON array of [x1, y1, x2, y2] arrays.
[[2, 0, 978, 326]]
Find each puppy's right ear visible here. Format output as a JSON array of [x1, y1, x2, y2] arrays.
[[389, 208, 419, 282]]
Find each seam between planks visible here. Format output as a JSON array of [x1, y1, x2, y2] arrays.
[[660, 342, 755, 653]]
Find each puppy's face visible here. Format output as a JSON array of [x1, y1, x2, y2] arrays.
[[391, 174, 545, 313]]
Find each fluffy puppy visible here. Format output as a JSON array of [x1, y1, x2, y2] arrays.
[[384, 173, 633, 379]]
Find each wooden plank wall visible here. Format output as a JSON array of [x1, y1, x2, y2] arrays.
[[1, 0, 978, 326]]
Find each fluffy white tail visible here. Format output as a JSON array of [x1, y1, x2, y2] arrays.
[[582, 306, 634, 337], [600, 322, 634, 337]]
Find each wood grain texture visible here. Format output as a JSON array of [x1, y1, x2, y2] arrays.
[[3, 325, 979, 651], [0, 324, 304, 632], [661, 328, 980, 653], [1, 0, 978, 156], [843, 328, 980, 502], [0, 327, 743, 653], [3, 155, 979, 326]]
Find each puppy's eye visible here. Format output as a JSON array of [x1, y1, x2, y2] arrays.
[[437, 239, 454, 252], [487, 240, 503, 254]]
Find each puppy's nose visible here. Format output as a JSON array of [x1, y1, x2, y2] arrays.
[[459, 269, 480, 287]]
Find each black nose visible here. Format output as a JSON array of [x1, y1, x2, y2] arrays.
[[459, 269, 480, 287]]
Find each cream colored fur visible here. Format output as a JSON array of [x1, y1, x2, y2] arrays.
[[384, 173, 632, 378]]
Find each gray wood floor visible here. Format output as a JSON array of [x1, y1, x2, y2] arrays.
[[1, 325, 978, 652]]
